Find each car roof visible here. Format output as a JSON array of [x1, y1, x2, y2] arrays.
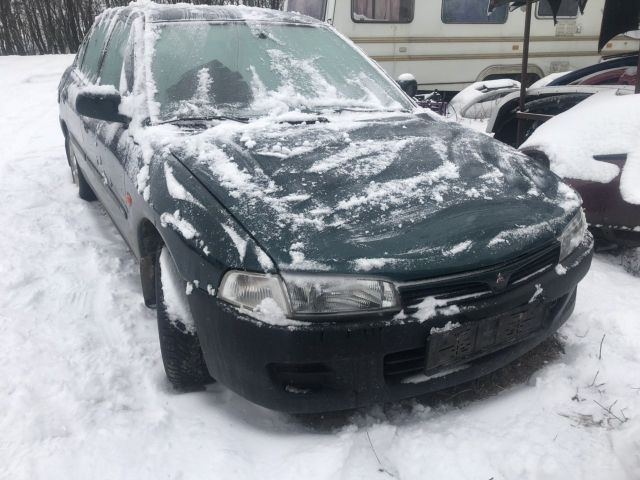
[[102, 2, 320, 25]]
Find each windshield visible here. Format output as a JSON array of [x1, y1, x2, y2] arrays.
[[150, 22, 412, 122]]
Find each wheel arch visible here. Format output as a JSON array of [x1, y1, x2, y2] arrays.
[[138, 217, 164, 308], [61, 120, 71, 167]]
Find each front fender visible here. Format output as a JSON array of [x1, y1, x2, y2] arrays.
[[148, 154, 276, 293]]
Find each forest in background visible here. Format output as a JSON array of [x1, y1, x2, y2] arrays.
[[0, 0, 283, 55]]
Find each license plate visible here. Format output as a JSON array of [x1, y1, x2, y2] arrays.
[[425, 305, 545, 373]]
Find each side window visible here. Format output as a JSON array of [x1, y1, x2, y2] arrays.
[[80, 20, 109, 81], [122, 33, 136, 94], [74, 33, 90, 68], [442, 0, 508, 24], [537, 0, 579, 18], [99, 21, 132, 90], [352, 0, 414, 23], [286, 0, 327, 20]]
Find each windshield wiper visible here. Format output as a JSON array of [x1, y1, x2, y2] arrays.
[[301, 107, 412, 116], [157, 115, 249, 125], [279, 116, 330, 125], [328, 107, 412, 114]]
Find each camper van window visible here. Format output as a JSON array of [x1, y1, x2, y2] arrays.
[[351, 0, 415, 23], [537, 0, 579, 18], [441, 0, 508, 24], [286, 0, 327, 20]]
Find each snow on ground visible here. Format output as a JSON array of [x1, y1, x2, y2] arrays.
[[1, 54, 640, 480]]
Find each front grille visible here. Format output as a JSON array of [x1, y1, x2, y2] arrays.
[[398, 242, 560, 312], [510, 244, 560, 284], [401, 282, 489, 307]]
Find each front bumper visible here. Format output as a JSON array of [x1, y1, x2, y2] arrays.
[[190, 234, 593, 414]]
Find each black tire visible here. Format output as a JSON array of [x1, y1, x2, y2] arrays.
[[155, 247, 214, 390], [65, 133, 97, 201], [622, 248, 640, 277], [77, 164, 97, 201]]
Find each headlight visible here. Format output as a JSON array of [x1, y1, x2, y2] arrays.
[[218, 271, 400, 319], [558, 209, 587, 261], [218, 271, 290, 314], [282, 273, 399, 316]]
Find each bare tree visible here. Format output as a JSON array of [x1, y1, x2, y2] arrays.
[[0, 0, 285, 55]]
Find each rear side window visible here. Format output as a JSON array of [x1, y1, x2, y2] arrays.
[[537, 0, 579, 18], [442, 0, 508, 24], [352, 0, 414, 23], [81, 21, 109, 81], [286, 0, 327, 20], [99, 21, 132, 89]]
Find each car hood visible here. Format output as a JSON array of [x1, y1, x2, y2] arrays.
[[167, 112, 580, 280]]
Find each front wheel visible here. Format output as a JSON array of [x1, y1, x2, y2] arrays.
[[155, 247, 214, 390], [622, 247, 640, 277], [65, 134, 96, 201]]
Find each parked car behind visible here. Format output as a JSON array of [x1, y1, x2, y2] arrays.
[[487, 84, 634, 147], [447, 78, 520, 121], [58, 3, 593, 413], [520, 89, 640, 251], [546, 53, 638, 87], [486, 55, 638, 147]]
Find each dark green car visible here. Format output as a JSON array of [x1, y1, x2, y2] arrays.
[[58, 4, 593, 413]]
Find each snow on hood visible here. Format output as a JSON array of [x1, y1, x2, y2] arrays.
[[156, 111, 580, 278], [100, 2, 580, 277], [521, 89, 640, 205]]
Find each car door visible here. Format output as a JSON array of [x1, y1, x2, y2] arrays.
[[93, 17, 135, 242], [62, 23, 104, 197], [72, 16, 129, 230]]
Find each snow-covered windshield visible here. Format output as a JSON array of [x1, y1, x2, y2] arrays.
[[150, 22, 412, 121]]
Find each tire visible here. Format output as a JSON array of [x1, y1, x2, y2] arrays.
[[77, 163, 97, 201], [65, 133, 96, 201], [622, 248, 640, 277], [155, 247, 214, 390]]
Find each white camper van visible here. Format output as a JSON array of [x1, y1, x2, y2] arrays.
[[284, 0, 639, 92]]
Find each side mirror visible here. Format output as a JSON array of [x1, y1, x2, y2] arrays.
[[397, 73, 418, 97], [76, 87, 130, 124]]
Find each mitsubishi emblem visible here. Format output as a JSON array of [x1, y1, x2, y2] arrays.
[[495, 272, 508, 290]]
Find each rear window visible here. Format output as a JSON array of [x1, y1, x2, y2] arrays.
[[286, 0, 327, 20], [442, 0, 508, 24], [352, 0, 415, 23], [537, 0, 579, 18]]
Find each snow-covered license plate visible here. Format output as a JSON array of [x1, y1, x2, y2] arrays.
[[425, 304, 545, 373]]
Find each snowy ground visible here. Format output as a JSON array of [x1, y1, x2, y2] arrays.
[[1, 54, 639, 480]]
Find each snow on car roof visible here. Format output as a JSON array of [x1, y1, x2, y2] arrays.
[[520, 89, 640, 205], [97, 1, 320, 25]]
